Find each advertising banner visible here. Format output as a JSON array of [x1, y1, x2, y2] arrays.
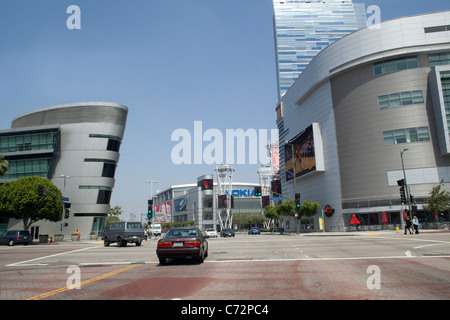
[[154, 201, 171, 223], [285, 124, 316, 181]]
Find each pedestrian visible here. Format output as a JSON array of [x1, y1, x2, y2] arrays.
[[404, 216, 413, 234], [412, 215, 419, 234]]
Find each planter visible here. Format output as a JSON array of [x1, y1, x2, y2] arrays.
[[89, 234, 98, 240], [71, 234, 80, 241], [54, 235, 63, 242]]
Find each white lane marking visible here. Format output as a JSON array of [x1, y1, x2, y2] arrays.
[[5, 246, 98, 267]]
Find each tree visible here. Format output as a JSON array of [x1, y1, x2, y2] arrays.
[[300, 200, 321, 230], [110, 205, 123, 216], [264, 205, 279, 227], [0, 176, 63, 230], [423, 180, 450, 225], [300, 201, 321, 219], [0, 155, 8, 176]]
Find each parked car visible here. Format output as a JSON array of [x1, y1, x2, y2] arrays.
[[248, 227, 261, 235], [102, 221, 145, 247], [156, 227, 208, 265], [205, 228, 218, 238], [0, 230, 32, 246], [220, 228, 235, 237]]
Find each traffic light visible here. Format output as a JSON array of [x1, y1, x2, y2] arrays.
[[410, 194, 415, 204], [254, 186, 262, 197], [295, 193, 301, 212], [262, 195, 270, 208], [147, 199, 153, 218], [64, 202, 71, 219], [400, 186, 406, 204], [397, 179, 405, 186]]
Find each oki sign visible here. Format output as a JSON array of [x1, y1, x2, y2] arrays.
[[225, 189, 256, 197]]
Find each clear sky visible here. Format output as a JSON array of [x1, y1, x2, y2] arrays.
[[1, 0, 449, 219]]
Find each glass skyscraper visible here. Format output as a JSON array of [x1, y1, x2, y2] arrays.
[[273, 0, 367, 99]]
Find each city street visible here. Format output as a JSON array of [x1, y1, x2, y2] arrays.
[[0, 231, 449, 302]]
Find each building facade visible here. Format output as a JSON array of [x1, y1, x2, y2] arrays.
[[0, 102, 128, 239], [277, 11, 450, 232], [152, 175, 261, 231], [273, 0, 367, 99]]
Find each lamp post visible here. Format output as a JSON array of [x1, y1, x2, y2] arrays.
[[59, 174, 70, 240], [400, 149, 412, 219], [285, 140, 299, 234]]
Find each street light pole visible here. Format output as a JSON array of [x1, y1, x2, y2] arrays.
[[400, 149, 412, 219], [285, 141, 298, 234], [60, 174, 70, 241]]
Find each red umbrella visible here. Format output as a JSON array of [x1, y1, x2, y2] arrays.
[[382, 211, 388, 223], [350, 214, 360, 225]]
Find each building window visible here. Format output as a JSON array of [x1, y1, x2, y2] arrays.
[[424, 25, 450, 33], [374, 57, 419, 76], [89, 134, 122, 152], [429, 52, 450, 67], [79, 186, 112, 191], [378, 90, 424, 109], [0, 132, 57, 153], [97, 190, 112, 205], [1, 158, 52, 179], [383, 127, 430, 146], [102, 163, 116, 178], [84, 158, 116, 164]]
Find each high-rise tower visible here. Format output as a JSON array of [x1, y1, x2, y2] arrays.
[[273, 0, 367, 99]]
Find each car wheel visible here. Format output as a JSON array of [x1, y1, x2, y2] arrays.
[[118, 238, 127, 247], [159, 257, 166, 265], [8, 240, 14, 246], [198, 250, 205, 263], [136, 241, 141, 246], [104, 239, 110, 247]]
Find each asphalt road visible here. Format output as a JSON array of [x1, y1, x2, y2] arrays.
[[1, 231, 449, 303]]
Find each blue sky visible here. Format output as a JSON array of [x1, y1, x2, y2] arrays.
[[1, 0, 449, 219]]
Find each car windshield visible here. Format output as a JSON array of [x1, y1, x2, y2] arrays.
[[165, 228, 198, 238]]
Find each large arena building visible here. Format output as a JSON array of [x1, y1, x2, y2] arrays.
[[277, 11, 450, 231]]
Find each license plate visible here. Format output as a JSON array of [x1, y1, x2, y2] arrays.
[[173, 242, 183, 247], [133, 236, 137, 238]]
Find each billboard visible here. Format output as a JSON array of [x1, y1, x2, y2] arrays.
[[173, 197, 187, 212], [154, 201, 171, 223], [285, 124, 317, 181]]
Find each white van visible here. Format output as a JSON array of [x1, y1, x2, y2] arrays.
[[152, 224, 162, 237]]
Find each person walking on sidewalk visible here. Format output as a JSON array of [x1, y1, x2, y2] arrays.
[[412, 215, 419, 234], [404, 216, 413, 234]]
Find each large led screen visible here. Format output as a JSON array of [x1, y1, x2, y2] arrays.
[[285, 124, 316, 181]]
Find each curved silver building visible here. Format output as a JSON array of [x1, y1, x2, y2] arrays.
[[277, 11, 450, 231], [1, 102, 128, 239]]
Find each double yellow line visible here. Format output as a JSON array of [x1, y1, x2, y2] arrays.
[[26, 263, 143, 300]]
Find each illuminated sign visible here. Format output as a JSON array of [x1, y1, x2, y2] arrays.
[[224, 189, 256, 197]]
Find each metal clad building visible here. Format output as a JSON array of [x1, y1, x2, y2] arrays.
[[277, 11, 450, 231], [0, 102, 128, 239]]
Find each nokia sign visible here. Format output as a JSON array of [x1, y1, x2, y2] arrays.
[[224, 189, 256, 197]]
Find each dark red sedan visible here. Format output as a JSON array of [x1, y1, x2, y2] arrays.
[[156, 227, 208, 265]]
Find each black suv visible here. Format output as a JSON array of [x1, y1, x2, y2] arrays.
[[0, 230, 32, 246]]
